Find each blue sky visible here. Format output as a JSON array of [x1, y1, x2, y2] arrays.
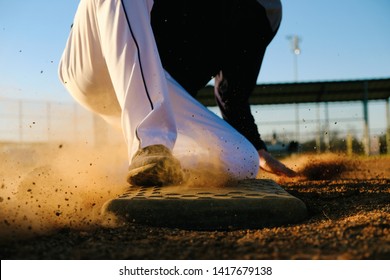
[[262, 0, 390, 83], [0, 0, 389, 141], [0, 0, 389, 101]]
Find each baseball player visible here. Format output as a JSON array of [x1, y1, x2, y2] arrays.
[[59, 0, 296, 187]]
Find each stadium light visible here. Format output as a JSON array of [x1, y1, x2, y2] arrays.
[[286, 35, 302, 82], [286, 35, 302, 142]]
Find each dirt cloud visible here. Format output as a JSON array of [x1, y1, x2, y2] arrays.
[[0, 142, 128, 241]]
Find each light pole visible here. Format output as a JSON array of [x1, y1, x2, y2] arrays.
[[287, 35, 301, 82], [287, 35, 302, 142]]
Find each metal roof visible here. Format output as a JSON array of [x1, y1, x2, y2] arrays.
[[196, 78, 390, 106]]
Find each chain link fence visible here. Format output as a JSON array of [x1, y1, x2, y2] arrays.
[[0, 98, 387, 154], [0, 99, 122, 145]]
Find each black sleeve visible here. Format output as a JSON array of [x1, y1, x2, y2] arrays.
[[212, 1, 276, 152], [214, 73, 267, 151]]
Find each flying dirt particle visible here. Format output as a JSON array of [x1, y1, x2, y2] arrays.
[[40, 70, 43, 74], [0, 197, 3, 202], [55, 211, 62, 217], [59, 144, 63, 149]]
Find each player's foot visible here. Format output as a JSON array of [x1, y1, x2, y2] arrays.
[[127, 145, 185, 186]]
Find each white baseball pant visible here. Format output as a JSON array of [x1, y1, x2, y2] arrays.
[[58, 0, 259, 180]]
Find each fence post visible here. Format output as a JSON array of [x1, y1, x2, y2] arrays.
[[316, 103, 321, 153], [386, 98, 390, 154], [346, 132, 353, 156], [324, 102, 330, 151], [362, 81, 370, 156], [295, 104, 300, 142]]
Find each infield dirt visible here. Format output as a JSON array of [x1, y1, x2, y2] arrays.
[[1, 143, 389, 259]]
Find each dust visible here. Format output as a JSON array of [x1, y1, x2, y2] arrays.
[[297, 153, 357, 180], [181, 165, 237, 189], [0, 140, 239, 241], [0, 142, 128, 241]]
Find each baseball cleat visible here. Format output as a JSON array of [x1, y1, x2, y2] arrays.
[[127, 144, 185, 186]]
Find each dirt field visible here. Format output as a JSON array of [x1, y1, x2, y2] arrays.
[[1, 143, 389, 260]]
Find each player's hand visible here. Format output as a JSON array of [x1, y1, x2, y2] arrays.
[[258, 149, 297, 177]]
